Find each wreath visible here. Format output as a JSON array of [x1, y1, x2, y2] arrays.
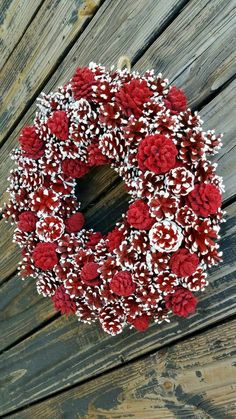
[[2, 59, 224, 335]]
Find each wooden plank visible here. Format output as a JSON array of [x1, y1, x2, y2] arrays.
[[1, 78, 235, 283], [0, 221, 20, 283], [0, 200, 235, 415], [0, 0, 187, 145], [0, 0, 44, 71], [0, 273, 55, 351], [136, 0, 236, 107], [8, 319, 236, 419]]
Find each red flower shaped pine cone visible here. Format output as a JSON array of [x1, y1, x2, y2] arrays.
[[165, 287, 198, 317], [170, 249, 199, 277], [32, 242, 58, 270], [52, 285, 77, 316], [187, 183, 222, 217], [116, 79, 152, 119], [65, 212, 84, 233], [81, 262, 101, 286], [62, 158, 89, 179], [137, 134, 178, 174], [131, 314, 150, 331], [127, 200, 154, 230], [18, 211, 38, 232], [107, 227, 125, 252], [3, 62, 224, 337], [110, 271, 136, 297], [164, 86, 187, 113]]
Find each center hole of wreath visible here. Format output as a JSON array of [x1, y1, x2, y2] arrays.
[[75, 165, 130, 235]]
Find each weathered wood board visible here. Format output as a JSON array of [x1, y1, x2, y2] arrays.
[[0, 0, 44, 71], [0, 273, 55, 352], [1, 0, 236, 416], [7, 318, 236, 418], [0, 201, 235, 415]]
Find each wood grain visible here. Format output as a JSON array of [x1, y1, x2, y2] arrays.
[[0, 201, 235, 415], [0, 221, 20, 284], [9, 319, 236, 419], [0, 273, 55, 351], [0, 0, 187, 144], [0, 0, 44, 71], [0, 0, 235, 416], [136, 0, 236, 107]]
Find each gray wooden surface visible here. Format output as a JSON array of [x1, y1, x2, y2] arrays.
[[0, 0, 236, 417]]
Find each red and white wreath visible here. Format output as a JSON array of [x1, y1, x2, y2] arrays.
[[2, 62, 225, 335]]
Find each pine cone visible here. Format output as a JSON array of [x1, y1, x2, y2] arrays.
[[115, 79, 152, 118], [36, 272, 59, 297], [47, 110, 69, 140], [71, 67, 96, 101]]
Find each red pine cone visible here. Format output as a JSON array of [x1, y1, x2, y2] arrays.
[[18, 211, 38, 232], [36, 215, 64, 241], [164, 86, 187, 113], [115, 79, 152, 119], [80, 262, 101, 286], [170, 249, 199, 277], [149, 193, 178, 220], [36, 272, 58, 297], [186, 183, 222, 217], [65, 212, 84, 233], [86, 231, 103, 249], [32, 242, 58, 270], [176, 206, 197, 227], [51, 285, 77, 316], [71, 67, 96, 101], [19, 126, 45, 159], [165, 286, 198, 317], [99, 102, 121, 128], [131, 314, 150, 331], [180, 132, 206, 164], [107, 227, 125, 252], [127, 200, 154, 230], [155, 272, 178, 294], [137, 134, 178, 174], [99, 303, 124, 335], [62, 158, 89, 178], [30, 188, 60, 213], [110, 271, 136, 297], [87, 143, 108, 166], [47, 110, 69, 141]]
